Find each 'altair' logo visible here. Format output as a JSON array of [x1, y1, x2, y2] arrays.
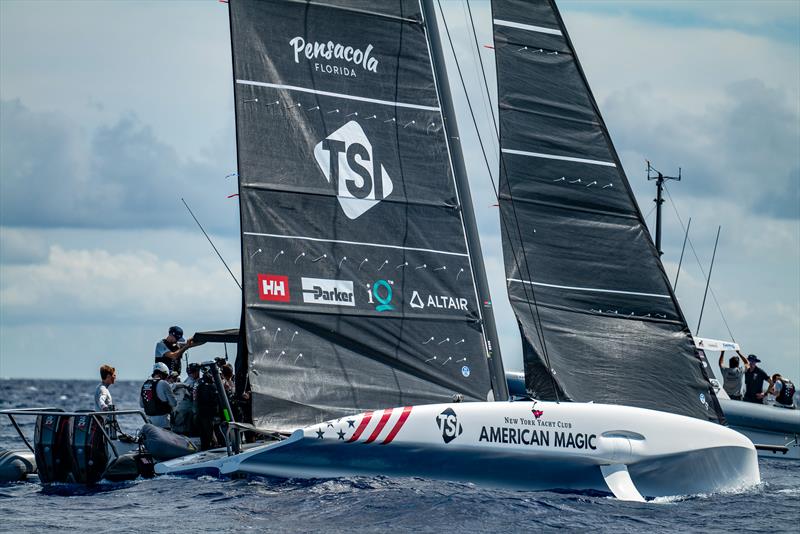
[[314, 121, 393, 219]]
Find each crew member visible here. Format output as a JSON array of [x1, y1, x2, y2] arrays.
[[184, 363, 201, 390], [771, 374, 796, 409], [140, 362, 178, 428], [154, 326, 196, 375], [743, 355, 772, 404], [718, 350, 748, 400], [95, 364, 116, 411]]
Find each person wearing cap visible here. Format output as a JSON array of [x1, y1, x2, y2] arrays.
[[743, 354, 773, 404], [140, 362, 178, 429], [154, 326, 196, 376], [184, 363, 201, 390]]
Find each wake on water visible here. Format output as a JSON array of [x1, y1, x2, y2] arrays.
[[1, 380, 797, 533]]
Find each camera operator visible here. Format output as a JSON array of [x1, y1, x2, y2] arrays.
[[154, 326, 199, 375]]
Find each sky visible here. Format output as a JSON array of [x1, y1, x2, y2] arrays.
[[0, 0, 798, 383]]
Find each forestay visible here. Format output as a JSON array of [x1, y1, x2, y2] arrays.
[[230, 0, 499, 431], [491, 0, 724, 423]]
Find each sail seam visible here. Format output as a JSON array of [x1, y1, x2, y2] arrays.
[[243, 231, 468, 257], [498, 194, 640, 220], [507, 278, 671, 298], [236, 80, 440, 111], [241, 182, 458, 210], [494, 19, 562, 36], [501, 148, 616, 167]]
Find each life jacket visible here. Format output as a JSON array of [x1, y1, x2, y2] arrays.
[[776, 380, 796, 406], [140, 379, 173, 416], [155, 339, 182, 374]]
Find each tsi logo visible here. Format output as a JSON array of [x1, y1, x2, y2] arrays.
[[436, 407, 463, 444], [258, 274, 290, 302], [314, 121, 394, 220], [301, 277, 355, 306]]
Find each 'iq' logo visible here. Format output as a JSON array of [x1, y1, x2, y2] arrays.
[[436, 407, 463, 444], [367, 279, 394, 312], [313, 121, 394, 220]]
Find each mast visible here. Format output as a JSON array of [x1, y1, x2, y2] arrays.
[[421, 0, 508, 401]]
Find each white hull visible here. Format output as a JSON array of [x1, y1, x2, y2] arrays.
[[157, 401, 759, 500]]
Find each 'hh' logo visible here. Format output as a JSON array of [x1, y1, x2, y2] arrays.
[[314, 121, 394, 220], [258, 274, 290, 302]]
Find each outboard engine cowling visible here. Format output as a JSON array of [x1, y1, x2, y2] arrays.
[[70, 413, 108, 484], [34, 412, 73, 483]]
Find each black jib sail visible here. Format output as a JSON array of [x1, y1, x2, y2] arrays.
[[230, 0, 504, 431], [491, 0, 724, 423]]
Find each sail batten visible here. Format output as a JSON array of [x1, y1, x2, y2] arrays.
[[492, 0, 724, 423]]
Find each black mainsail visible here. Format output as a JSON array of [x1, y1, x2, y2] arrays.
[[230, 0, 505, 431], [491, 0, 724, 422]]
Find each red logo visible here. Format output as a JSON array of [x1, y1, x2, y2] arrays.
[[258, 274, 290, 302], [531, 401, 544, 420]]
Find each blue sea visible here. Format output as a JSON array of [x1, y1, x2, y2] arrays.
[[1, 379, 798, 533]]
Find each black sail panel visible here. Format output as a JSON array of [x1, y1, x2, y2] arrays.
[[492, 0, 724, 423], [231, 0, 495, 431]]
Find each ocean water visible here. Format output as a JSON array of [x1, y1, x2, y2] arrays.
[[1, 379, 797, 533]]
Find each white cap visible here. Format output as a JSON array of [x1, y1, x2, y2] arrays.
[[153, 362, 169, 375]]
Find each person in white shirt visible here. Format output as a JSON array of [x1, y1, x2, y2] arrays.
[[94, 364, 116, 411]]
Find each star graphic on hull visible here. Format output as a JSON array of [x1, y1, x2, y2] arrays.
[[316, 429, 325, 439], [347, 419, 355, 428], [337, 429, 346, 440]]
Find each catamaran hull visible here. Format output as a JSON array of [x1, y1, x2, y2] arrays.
[[157, 401, 759, 500]]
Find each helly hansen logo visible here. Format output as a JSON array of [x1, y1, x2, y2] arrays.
[[301, 278, 355, 306], [313, 121, 394, 220], [258, 274, 290, 302]]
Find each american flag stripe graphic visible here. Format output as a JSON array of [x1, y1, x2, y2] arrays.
[[381, 406, 413, 445], [364, 409, 393, 444], [346, 410, 374, 442]]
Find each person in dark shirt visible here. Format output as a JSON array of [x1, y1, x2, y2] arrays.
[[154, 326, 197, 375], [743, 354, 773, 404]]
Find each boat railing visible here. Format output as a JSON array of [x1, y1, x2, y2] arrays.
[[1, 407, 149, 461]]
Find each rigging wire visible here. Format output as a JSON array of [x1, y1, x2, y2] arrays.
[[437, 0, 560, 401], [663, 185, 737, 342]]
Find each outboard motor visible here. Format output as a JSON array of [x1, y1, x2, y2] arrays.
[[70, 413, 108, 484], [34, 412, 73, 483]]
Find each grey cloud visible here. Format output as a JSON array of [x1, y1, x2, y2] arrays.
[[603, 79, 800, 219], [0, 99, 238, 233]]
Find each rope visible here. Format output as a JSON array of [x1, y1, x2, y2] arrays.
[[663, 185, 737, 342]]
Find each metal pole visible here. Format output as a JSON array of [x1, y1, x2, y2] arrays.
[[674, 217, 691, 290], [696, 226, 721, 334], [206, 362, 240, 453], [421, 0, 508, 400], [654, 174, 665, 256]]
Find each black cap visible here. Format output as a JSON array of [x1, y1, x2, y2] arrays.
[[169, 326, 185, 342], [187, 363, 200, 373]]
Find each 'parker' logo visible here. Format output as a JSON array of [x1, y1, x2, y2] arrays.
[[258, 274, 290, 302], [314, 121, 393, 219]]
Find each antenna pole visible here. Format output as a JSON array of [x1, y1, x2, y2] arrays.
[[647, 161, 681, 256], [421, 0, 508, 400], [673, 217, 691, 290], [181, 198, 242, 290], [696, 225, 721, 335]]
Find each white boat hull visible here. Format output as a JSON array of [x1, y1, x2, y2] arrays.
[[157, 401, 760, 500]]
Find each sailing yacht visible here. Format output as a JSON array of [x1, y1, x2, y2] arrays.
[[154, 0, 761, 501]]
